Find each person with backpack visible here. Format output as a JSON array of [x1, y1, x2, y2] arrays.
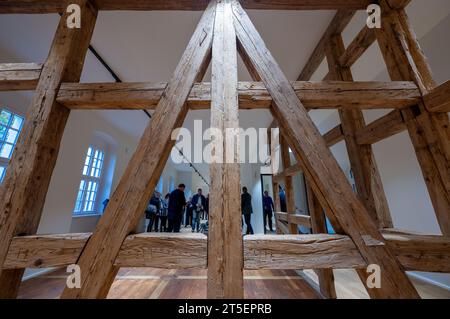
[[146, 191, 161, 232]]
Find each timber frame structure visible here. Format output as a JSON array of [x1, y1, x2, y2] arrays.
[[0, 0, 449, 299]]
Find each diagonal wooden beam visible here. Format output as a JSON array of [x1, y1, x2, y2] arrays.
[[339, 26, 376, 68], [326, 34, 393, 229], [207, 0, 243, 299], [60, 0, 217, 299], [0, 0, 97, 299], [232, 0, 419, 298], [0, 63, 42, 91], [375, 0, 450, 236], [280, 135, 298, 234], [355, 110, 406, 145], [297, 9, 356, 81]]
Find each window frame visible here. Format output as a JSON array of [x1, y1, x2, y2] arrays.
[[0, 108, 25, 183], [73, 145, 106, 216]]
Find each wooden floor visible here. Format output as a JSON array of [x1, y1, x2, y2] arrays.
[[18, 268, 321, 299], [18, 267, 450, 299]]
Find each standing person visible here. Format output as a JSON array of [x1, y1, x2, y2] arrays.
[[262, 190, 274, 233], [185, 197, 194, 227], [191, 188, 206, 233], [279, 185, 287, 212], [159, 193, 169, 232], [146, 192, 160, 232], [241, 187, 254, 235], [205, 194, 209, 220], [167, 184, 187, 233]]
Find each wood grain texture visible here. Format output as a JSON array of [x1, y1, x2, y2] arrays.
[[56, 80, 420, 110], [280, 134, 298, 234], [4, 233, 90, 269], [376, 1, 450, 236], [115, 233, 207, 269], [275, 212, 311, 228], [326, 34, 393, 229], [0, 0, 372, 13], [207, 0, 243, 299], [60, 1, 216, 299], [424, 80, 450, 113], [232, 0, 419, 298], [0, 63, 42, 91], [355, 110, 406, 145], [244, 235, 366, 270], [0, 0, 97, 299]]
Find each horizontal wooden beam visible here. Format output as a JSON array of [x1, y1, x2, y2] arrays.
[[423, 80, 450, 113], [114, 233, 207, 268], [244, 234, 366, 269], [5, 232, 450, 272], [0, 63, 42, 91], [382, 233, 450, 272], [56, 81, 420, 111], [355, 110, 406, 145], [0, 0, 372, 13]]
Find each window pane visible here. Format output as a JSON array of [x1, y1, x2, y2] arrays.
[[0, 143, 13, 159], [11, 115, 23, 130], [0, 111, 11, 126], [0, 125, 6, 141], [0, 165, 5, 182], [6, 129, 18, 144]]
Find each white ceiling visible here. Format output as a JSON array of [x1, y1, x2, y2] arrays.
[[0, 1, 449, 175]]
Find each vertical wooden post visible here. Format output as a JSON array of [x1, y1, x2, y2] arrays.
[[269, 127, 283, 234], [280, 135, 298, 234], [207, 0, 243, 299], [325, 34, 393, 229], [60, 1, 216, 299], [0, 0, 97, 299], [232, 0, 419, 298], [305, 181, 337, 299], [375, 0, 450, 235]]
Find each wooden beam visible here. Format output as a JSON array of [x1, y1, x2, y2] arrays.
[[0, 0, 97, 299], [56, 80, 420, 110], [376, 0, 450, 236], [297, 9, 356, 81], [60, 1, 216, 299], [323, 124, 345, 146], [326, 34, 393, 228], [244, 234, 366, 270], [424, 80, 450, 113], [0, 63, 42, 91], [273, 125, 345, 183], [306, 181, 337, 299], [0, 0, 372, 13], [232, 0, 419, 298], [355, 110, 406, 145], [6, 232, 450, 272], [339, 26, 376, 68], [275, 211, 311, 228], [114, 233, 207, 268], [280, 134, 298, 234], [207, 0, 243, 299]]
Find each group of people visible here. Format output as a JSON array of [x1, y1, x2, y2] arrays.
[[144, 183, 278, 235]]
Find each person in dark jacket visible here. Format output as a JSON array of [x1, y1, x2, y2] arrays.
[[191, 188, 207, 232], [279, 185, 287, 212], [185, 197, 194, 227], [241, 186, 254, 235], [167, 184, 187, 233], [262, 190, 274, 233]]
